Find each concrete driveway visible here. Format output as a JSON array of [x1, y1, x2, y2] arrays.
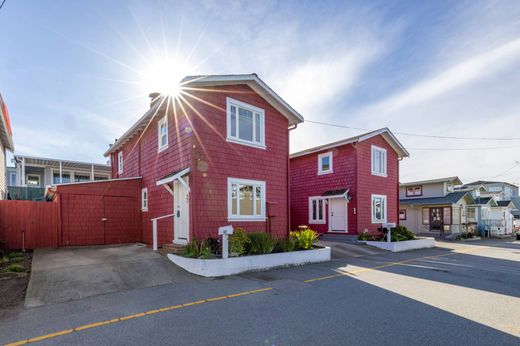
[[26, 243, 198, 307]]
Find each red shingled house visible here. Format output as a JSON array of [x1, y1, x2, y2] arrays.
[[289, 128, 408, 235], [104, 74, 303, 247]]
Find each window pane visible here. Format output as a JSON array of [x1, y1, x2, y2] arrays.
[[423, 208, 429, 224], [74, 174, 90, 182], [321, 156, 329, 171], [373, 197, 382, 220], [230, 106, 236, 137], [238, 108, 253, 141], [254, 113, 261, 142], [239, 184, 254, 215], [94, 176, 108, 181], [231, 184, 238, 215], [255, 186, 261, 215], [53, 173, 70, 184], [312, 200, 317, 220], [318, 200, 323, 220], [443, 207, 451, 224]]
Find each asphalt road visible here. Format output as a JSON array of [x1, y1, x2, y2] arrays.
[[1, 239, 519, 345]]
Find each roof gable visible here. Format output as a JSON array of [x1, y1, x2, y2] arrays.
[[400, 176, 462, 187], [290, 128, 409, 159], [0, 93, 14, 151]]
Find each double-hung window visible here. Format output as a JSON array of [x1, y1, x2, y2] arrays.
[[118, 151, 124, 174], [228, 178, 266, 221], [158, 115, 168, 152], [371, 194, 387, 223], [226, 97, 265, 149], [371, 145, 387, 176], [309, 197, 326, 224], [318, 152, 333, 175], [141, 188, 148, 212]]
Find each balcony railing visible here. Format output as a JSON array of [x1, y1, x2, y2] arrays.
[[7, 186, 46, 201]]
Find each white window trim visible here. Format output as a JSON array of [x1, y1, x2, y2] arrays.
[[226, 97, 266, 150], [308, 196, 326, 224], [141, 188, 148, 212], [371, 145, 387, 177], [317, 152, 333, 175], [371, 194, 387, 223], [227, 177, 266, 221], [157, 115, 169, 153], [118, 151, 124, 174]]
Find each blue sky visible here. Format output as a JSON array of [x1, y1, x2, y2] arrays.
[[1, 0, 520, 183]]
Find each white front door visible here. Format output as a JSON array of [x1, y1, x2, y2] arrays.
[[329, 198, 347, 232], [173, 178, 190, 244]]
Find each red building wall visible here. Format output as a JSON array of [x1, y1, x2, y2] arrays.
[[290, 134, 400, 235], [290, 144, 358, 233], [111, 84, 291, 244], [356, 136, 399, 233], [187, 85, 290, 239]]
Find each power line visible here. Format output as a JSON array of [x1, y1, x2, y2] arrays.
[[305, 119, 520, 141], [0, 0, 6, 10], [408, 145, 520, 151]]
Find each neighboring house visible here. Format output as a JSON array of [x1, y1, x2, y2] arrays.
[[462, 180, 519, 200], [0, 93, 14, 200], [8, 155, 111, 200], [399, 177, 475, 235], [104, 74, 303, 246], [290, 128, 409, 235]]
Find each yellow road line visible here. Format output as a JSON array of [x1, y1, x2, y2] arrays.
[[304, 246, 485, 283], [3, 287, 273, 346]]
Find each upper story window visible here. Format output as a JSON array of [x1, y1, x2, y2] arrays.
[[371, 194, 387, 223], [118, 151, 124, 174], [52, 170, 71, 184], [8, 172, 16, 186], [228, 177, 266, 221], [158, 115, 168, 152], [141, 188, 148, 212], [406, 185, 422, 197], [371, 145, 387, 177], [226, 97, 265, 149], [309, 197, 326, 224], [318, 152, 333, 175]]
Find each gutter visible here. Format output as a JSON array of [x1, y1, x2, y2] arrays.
[[287, 123, 298, 236]]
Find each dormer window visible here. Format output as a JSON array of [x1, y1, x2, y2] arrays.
[[318, 152, 333, 175], [406, 185, 422, 197], [371, 145, 387, 177], [226, 97, 265, 149]]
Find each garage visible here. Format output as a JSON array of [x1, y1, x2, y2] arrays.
[[48, 177, 142, 246]]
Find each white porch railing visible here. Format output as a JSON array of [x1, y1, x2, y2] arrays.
[[151, 213, 175, 251]]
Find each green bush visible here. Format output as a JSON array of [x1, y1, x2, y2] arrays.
[[6, 263, 24, 272], [7, 252, 22, 259], [391, 225, 415, 241], [8, 256, 24, 264], [229, 228, 250, 256], [183, 239, 213, 259], [290, 227, 318, 250], [247, 232, 275, 255], [358, 229, 382, 241], [274, 237, 295, 253]]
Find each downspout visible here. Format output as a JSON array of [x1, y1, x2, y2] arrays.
[[397, 157, 402, 225], [287, 123, 298, 237]]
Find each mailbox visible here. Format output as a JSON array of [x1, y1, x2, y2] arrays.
[[218, 225, 234, 259], [218, 225, 234, 236]]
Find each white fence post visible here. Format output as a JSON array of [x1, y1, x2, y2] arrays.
[[153, 219, 158, 251]]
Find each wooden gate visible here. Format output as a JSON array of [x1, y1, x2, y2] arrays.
[[0, 200, 59, 249]]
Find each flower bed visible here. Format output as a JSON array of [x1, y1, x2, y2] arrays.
[[167, 246, 331, 277]]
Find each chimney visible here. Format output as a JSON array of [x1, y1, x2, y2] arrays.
[[149, 92, 161, 108]]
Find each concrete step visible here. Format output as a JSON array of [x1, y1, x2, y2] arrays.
[[160, 243, 185, 256]]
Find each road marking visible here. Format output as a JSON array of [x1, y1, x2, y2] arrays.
[[3, 287, 273, 346], [304, 246, 485, 283]]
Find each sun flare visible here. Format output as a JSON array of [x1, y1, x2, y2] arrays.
[[142, 58, 193, 97]]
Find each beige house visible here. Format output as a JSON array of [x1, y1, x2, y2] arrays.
[[0, 93, 14, 200], [399, 177, 474, 235]]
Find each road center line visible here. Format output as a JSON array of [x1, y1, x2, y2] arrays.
[[3, 287, 273, 346]]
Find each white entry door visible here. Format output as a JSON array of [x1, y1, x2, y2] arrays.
[[329, 198, 347, 232], [173, 178, 190, 244]]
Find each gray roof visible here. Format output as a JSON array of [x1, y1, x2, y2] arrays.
[[511, 197, 520, 216], [400, 176, 462, 187], [463, 180, 519, 189], [496, 200, 515, 207], [400, 191, 473, 206]]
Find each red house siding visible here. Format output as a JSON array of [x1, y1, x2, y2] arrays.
[[290, 134, 400, 235], [111, 84, 291, 245]]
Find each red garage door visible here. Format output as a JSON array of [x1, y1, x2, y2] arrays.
[[66, 194, 138, 246]]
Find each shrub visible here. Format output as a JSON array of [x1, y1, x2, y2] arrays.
[[229, 228, 250, 256], [390, 225, 415, 241], [7, 252, 22, 259], [6, 263, 24, 273], [358, 229, 383, 241], [290, 226, 318, 250], [183, 239, 213, 259], [274, 237, 295, 253], [247, 232, 275, 255], [8, 256, 24, 264]]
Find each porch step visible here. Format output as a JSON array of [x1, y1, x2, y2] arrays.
[[160, 243, 185, 256]]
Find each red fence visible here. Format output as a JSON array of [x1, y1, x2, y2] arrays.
[[0, 200, 60, 250]]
